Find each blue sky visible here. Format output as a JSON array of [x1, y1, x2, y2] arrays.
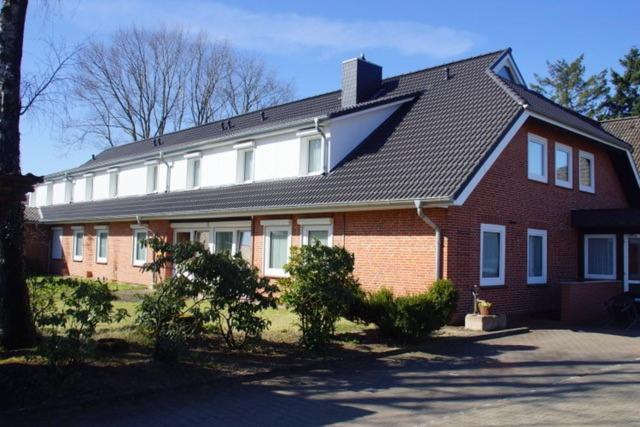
[[21, 0, 640, 175]]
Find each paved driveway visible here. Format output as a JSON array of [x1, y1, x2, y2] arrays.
[[6, 327, 640, 426]]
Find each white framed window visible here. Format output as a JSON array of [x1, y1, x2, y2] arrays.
[[584, 234, 616, 280], [46, 182, 53, 206], [298, 218, 333, 246], [262, 220, 292, 277], [527, 134, 548, 183], [108, 169, 119, 198], [554, 143, 572, 189], [236, 229, 252, 260], [72, 228, 84, 261], [186, 158, 201, 189], [132, 229, 148, 266], [84, 174, 94, 201], [579, 150, 595, 193], [95, 227, 108, 263], [527, 229, 547, 285], [298, 132, 324, 176], [64, 180, 74, 203], [51, 227, 63, 260], [146, 164, 159, 193], [212, 227, 251, 258], [480, 224, 506, 286], [240, 149, 254, 183]]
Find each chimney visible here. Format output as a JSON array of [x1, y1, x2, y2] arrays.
[[341, 54, 382, 108]]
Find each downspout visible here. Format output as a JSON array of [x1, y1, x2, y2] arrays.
[[159, 151, 171, 193], [314, 117, 328, 173], [414, 200, 442, 280]]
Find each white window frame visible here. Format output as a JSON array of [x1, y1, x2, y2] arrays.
[[554, 143, 573, 189], [64, 179, 74, 203], [108, 168, 119, 198], [72, 227, 84, 262], [527, 133, 548, 183], [262, 220, 292, 277], [51, 227, 63, 260], [480, 223, 506, 287], [132, 228, 148, 267], [584, 234, 616, 280], [184, 152, 202, 190], [527, 228, 547, 285], [46, 182, 53, 206], [95, 226, 108, 264], [298, 218, 333, 246], [237, 148, 255, 183], [171, 221, 251, 257], [298, 131, 325, 176], [84, 174, 94, 201], [578, 150, 595, 193], [146, 162, 159, 194]]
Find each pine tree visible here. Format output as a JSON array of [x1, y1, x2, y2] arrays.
[[603, 47, 640, 118], [531, 54, 608, 118]]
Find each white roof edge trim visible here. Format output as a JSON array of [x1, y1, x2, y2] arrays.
[[490, 51, 526, 87], [39, 197, 452, 224]]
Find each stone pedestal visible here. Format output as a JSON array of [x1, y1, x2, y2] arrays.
[[465, 313, 507, 331]]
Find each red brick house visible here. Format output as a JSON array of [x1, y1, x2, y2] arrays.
[[24, 49, 640, 320]]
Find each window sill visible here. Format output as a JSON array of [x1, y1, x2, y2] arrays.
[[554, 182, 572, 190], [527, 175, 548, 184], [96, 260, 108, 265], [72, 258, 83, 262], [132, 262, 146, 267], [579, 188, 595, 194]]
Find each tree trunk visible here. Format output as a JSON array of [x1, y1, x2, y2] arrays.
[[0, 0, 35, 349]]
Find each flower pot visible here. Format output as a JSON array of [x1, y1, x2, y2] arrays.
[[478, 305, 491, 316]]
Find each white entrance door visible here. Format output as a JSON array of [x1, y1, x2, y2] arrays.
[[623, 234, 640, 292]]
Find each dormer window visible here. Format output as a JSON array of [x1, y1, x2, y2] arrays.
[[46, 182, 53, 206], [307, 138, 322, 174], [185, 153, 202, 189], [146, 162, 159, 193], [64, 179, 74, 203], [108, 168, 119, 197], [84, 173, 94, 201], [234, 141, 255, 183]]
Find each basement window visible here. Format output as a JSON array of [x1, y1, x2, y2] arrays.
[[480, 224, 505, 287]]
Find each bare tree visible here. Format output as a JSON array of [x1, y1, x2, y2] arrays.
[[70, 26, 294, 148], [223, 52, 294, 116]]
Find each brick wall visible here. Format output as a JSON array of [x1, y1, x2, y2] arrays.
[[49, 220, 172, 285], [445, 119, 630, 318], [560, 280, 623, 324]]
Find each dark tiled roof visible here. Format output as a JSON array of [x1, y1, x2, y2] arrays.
[[499, 78, 631, 150], [602, 116, 640, 167], [572, 208, 640, 229], [36, 49, 639, 223]]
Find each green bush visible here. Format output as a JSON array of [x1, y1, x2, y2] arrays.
[[138, 237, 277, 360], [281, 242, 362, 353], [350, 280, 458, 342], [28, 276, 128, 369]]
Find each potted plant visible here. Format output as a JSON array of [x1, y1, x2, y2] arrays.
[[477, 299, 492, 316]]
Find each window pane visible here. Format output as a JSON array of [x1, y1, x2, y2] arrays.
[[528, 141, 544, 176], [215, 231, 233, 254], [237, 231, 252, 260], [243, 150, 254, 181], [194, 230, 209, 246], [528, 235, 543, 277], [135, 231, 147, 261], [192, 160, 201, 187], [98, 232, 108, 259], [52, 229, 63, 259], [74, 232, 84, 257], [555, 149, 569, 182], [176, 231, 191, 243], [482, 231, 500, 278], [308, 230, 329, 246], [587, 237, 614, 276], [269, 230, 288, 269], [629, 238, 640, 281], [308, 138, 322, 173], [580, 156, 592, 187]]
